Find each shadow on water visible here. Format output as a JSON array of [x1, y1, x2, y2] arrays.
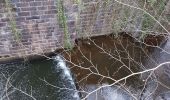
[[61, 33, 168, 100], [0, 33, 169, 100]]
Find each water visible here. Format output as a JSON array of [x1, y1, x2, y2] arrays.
[[62, 34, 148, 100], [142, 37, 170, 100], [0, 34, 170, 100], [0, 55, 79, 100], [0, 55, 133, 100], [81, 84, 133, 100], [52, 55, 80, 100]]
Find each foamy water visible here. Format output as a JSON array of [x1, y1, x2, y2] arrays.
[[82, 84, 133, 100], [53, 55, 80, 100]]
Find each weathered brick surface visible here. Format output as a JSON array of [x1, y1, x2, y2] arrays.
[[0, 0, 62, 60], [0, 0, 169, 61], [0, 0, 137, 60]]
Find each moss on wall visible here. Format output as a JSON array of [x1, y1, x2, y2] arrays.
[[5, 0, 21, 43], [57, 0, 73, 49]]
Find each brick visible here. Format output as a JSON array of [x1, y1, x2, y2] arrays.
[[67, 21, 75, 27], [41, 1, 55, 6], [0, 9, 5, 13], [16, 17, 26, 21], [35, 0, 46, 1], [69, 27, 75, 33], [18, 12, 30, 16], [48, 6, 56, 10], [36, 19, 46, 23], [1, 18, 10, 22], [16, 2, 29, 7], [30, 2, 42, 6], [44, 10, 57, 14], [22, 42, 32, 45], [0, 0, 126, 60], [30, 11, 39, 16], [26, 16, 40, 20], [21, 7, 37, 11], [41, 15, 55, 19], [0, 4, 5, 9], [31, 31, 40, 34], [0, 23, 6, 27], [30, 11, 44, 16], [72, 4, 78, 12], [82, 0, 94, 3], [20, 0, 34, 2], [37, 6, 47, 10]]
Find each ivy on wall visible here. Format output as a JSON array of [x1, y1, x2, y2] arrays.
[[5, 0, 21, 43], [57, 0, 73, 49]]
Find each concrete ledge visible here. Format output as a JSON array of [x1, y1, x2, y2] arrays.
[[0, 51, 58, 64]]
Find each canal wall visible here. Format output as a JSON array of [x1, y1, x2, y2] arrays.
[[0, 0, 169, 61]]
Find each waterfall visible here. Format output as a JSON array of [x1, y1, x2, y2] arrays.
[[0, 55, 80, 100], [53, 55, 80, 100]]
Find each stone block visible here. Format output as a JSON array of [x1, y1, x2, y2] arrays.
[[18, 12, 30, 16], [21, 7, 37, 11], [30, 2, 42, 7]]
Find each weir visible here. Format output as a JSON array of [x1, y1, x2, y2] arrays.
[[0, 0, 170, 99], [0, 34, 170, 99], [0, 55, 80, 100]]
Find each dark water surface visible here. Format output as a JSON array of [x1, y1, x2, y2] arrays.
[[0, 56, 79, 100], [0, 34, 170, 100]]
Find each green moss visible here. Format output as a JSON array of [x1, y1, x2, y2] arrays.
[[139, 32, 148, 41], [57, 0, 73, 49], [9, 18, 21, 42], [158, 0, 166, 14], [142, 13, 155, 30], [112, 8, 130, 34], [74, 0, 80, 4], [74, 0, 82, 38], [148, 0, 157, 6], [5, 0, 21, 42], [147, 0, 166, 16]]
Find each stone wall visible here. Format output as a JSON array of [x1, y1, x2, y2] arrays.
[[0, 0, 169, 61], [0, 0, 67, 61]]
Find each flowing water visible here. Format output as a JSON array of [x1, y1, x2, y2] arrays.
[[142, 36, 170, 100], [0, 34, 170, 100], [0, 55, 79, 100]]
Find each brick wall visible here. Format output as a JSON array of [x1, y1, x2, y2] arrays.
[[0, 0, 169, 61], [0, 0, 68, 61], [0, 0, 153, 61]]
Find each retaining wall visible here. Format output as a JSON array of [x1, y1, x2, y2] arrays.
[[0, 0, 169, 61]]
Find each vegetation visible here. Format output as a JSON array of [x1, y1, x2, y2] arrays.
[[57, 0, 73, 49], [5, 0, 21, 43], [1, 0, 170, 99], [142, 0, 166, 28]]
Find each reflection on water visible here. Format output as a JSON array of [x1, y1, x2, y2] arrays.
[[62, 34, 149, 100], [62, 34, 170, 100]]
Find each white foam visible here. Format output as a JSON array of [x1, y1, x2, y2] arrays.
[[54, 55, 80, 100], [84, 84, 131, 100]]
